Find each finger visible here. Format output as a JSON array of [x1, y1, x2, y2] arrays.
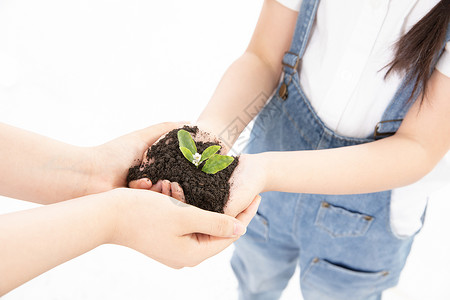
[[235, 195, 262, 226], [129, 178, 153, 190], [139, 149, 150, 171], [171, 182, 186, 202], [150, 180, 163, 193], [161, 180, 171, 196], [185, 209, 247, 238], [179, 196, 262, 265]]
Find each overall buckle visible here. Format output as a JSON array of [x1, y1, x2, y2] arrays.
[[374, 119, 403, 139], [282, 51, 300, 70]]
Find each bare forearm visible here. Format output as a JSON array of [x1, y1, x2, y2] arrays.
[[260, 134, 440, 195], [0, 123, 92, 203], [197, 52, 280, 148], [0, 193, 114, 295]]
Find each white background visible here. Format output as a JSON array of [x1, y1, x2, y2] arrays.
[[0, 0, 449, 299]]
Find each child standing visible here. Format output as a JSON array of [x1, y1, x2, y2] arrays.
[[196, 0, 450, 299]]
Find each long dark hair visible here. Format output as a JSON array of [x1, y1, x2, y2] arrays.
[[385, 0, 449, 104]]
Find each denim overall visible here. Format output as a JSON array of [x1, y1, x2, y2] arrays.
[[231, 1, 450, 299]]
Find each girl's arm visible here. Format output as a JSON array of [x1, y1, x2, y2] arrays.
[[224, 70, 449, 217], [0, 122, 180, 204], [0, 188, 259, 295], [259, 69, 450, 194], [196, 0, 298, 147]]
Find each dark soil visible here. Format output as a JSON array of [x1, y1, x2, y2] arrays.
[[126, 125, 239, 213]]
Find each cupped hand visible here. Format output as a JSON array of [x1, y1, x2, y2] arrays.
[[109, 188, 261, 268], [128, 124, 228, 201], [86, 122, 183, 195], [129, 128, 267, 218], [223, 153, 267, 217]]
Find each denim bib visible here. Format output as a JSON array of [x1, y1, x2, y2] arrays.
[[231, 1, 450, 300]]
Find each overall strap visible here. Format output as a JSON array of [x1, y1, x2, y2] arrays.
[[282, 0, 320, 75], [374, 22, 450, 139]]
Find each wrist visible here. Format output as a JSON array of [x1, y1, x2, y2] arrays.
[[195, 120, 221, 137], [48, 145, 102, 201], [64, 190, 120, 247], [83, 146, 118, 196], [98, 189, 124, 245], [253, 152, 272, 193], [242, 153, 270, 194]]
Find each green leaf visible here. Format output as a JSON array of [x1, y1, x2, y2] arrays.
[[201, 154, 234, 174], [177, 129, 197, 155], [180, 147, 194, 163], [199, 145, 221, 164]]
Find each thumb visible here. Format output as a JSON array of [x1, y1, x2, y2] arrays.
[[186, 209, 247, 238], [235, 195, 262, 226]]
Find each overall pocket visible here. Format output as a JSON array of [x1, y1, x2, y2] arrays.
[[315, 201, 374, 238], [301, 258, 393, 299]]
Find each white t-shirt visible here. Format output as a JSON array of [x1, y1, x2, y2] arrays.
[[275, 0, 450, 237]]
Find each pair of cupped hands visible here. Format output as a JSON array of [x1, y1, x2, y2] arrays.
[[91, 121, 265, 269]]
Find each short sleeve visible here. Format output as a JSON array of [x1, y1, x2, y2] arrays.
[[275, 0, 302, 12], [436, 41, 450, 78]]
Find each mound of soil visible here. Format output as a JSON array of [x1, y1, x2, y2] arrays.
[[127, 125, 239, 213]]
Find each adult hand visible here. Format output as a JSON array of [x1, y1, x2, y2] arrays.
[[87, 122, 183, 194], [110, 188, 261, 268], [0, 187, 260, 294], [0, 122, 180, 204]]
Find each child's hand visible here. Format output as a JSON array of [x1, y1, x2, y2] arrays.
[[128, 125, 266, 219], [128, 124, 228, 203], [223, 153, 267, 217]]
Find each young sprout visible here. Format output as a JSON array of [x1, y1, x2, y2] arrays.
[[192, 153, 202, 167], [177, 129, 234, 174]]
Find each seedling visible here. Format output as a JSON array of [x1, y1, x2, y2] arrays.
[[177, 129, 234, 174]]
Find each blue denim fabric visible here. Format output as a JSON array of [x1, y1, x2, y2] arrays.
[[231, 73, 413, 300], [231, 1, 450, 299]]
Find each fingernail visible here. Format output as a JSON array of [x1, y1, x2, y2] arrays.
[[139, 179, 151, 189], [234, 222, 247, 236]]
